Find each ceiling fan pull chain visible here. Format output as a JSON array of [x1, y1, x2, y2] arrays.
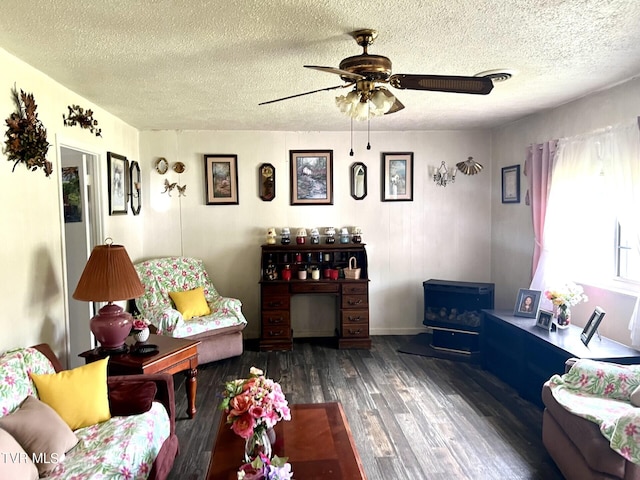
[[367, 115, 371, 150], [349, 117, 354, 156]]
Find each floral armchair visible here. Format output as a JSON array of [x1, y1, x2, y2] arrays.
[[134, 257, 247, 364]]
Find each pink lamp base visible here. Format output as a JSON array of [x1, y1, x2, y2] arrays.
[[90, 303, 132, 351]]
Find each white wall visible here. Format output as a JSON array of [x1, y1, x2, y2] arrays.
[[491, 76, 640, 346], [0, 47, 141, 361], [139, 129, 493, 339]]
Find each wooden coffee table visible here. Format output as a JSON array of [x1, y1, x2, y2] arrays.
[[206, 402, 366, 479], [79, 334, 200, 418]]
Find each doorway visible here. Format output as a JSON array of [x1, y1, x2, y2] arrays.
[[59, 144, 103, 368]]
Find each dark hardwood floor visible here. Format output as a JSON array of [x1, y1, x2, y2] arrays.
[[168, 336, 563, 480]]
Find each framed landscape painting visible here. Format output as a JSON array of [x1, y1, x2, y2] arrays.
[[289, 150, 333, 205], [205, 154, 239, 205]]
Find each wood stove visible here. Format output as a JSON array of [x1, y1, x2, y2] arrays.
[[423, 279, 495, 355]]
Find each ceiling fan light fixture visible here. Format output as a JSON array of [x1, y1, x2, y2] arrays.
[[370, 88, 395, 115]]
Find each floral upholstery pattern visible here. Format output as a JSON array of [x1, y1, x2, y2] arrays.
[[0, 347, 170, 480], [549, 359, 640, 465], [134, 257, 247, 337]]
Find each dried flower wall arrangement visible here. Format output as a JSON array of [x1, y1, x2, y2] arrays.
[[4, 87, 51, 176], [63, 105, 102, 137]]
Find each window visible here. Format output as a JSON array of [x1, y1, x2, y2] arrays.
[[616, 222, 640, 283]]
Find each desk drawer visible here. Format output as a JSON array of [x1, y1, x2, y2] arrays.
[[262, 295, 290, 310], [341, 323, 369, 338], [262, 311, 290, 327], [342, 283, 368, 295], [291, 282, 339, 294], [341, 310, 369, 325], [342, 295, 368, 309], [262, 326, 292, 340]]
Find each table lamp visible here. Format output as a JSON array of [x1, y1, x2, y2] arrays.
[[72, 240, 145, 352]]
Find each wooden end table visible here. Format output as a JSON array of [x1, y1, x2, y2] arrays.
[[206, 402, 367, 479], [79, 334, 200, 418]]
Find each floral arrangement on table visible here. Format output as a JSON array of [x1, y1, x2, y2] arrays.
[[219, 367, 292, 478], [237, 453, 293, 480], [544, 282, 588, 326], [131, 317, 150, 342], [220, 367, 291, 439]]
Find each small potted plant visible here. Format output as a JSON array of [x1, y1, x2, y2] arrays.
[[131, 318, 150, 343]]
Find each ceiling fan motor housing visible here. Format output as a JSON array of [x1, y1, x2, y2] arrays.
[[339, 54, 392, 82]]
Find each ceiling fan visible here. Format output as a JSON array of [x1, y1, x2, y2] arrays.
[[259, 29, 494, 120]]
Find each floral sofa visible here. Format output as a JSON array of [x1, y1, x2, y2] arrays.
[[543, 358, 640, 480], [0, 344, 178, 479], [134, 257, 247, 365]]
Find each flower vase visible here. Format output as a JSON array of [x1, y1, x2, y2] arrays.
[[133, 327, 150, 343], [244, 428, 272, 462], [556, 305, 571, 329]]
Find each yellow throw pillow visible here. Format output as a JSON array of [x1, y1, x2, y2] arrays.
[[169, 286, 211, 320], [30, 358, 111, 430]]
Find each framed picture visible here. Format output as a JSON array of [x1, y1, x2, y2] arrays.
[[581, 307, 606, 346], [502, 164, 520, 203], [205, 154, 239, 205], [513, 288, 541, 318], [259, 163, 276, 201], [129, 160, 141, 215], [289, 150, 333, 205], [381, 152, 413, 201], [350, 162, 367, 200], [107, 152, 128, 215], [535, 309, 554, 331]]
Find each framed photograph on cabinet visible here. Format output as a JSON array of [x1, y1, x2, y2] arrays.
[[350, 162, 367, 200], [289, 150, 333, 205], [535, 309, 554, 331], [502, 164, 520, 203], [205, 154, 239, 205], [107, 152, 128, 215], [513, 288, 541, 318], [381, 152, 413, 201], [581, 307, 606, 346], [129, 160, 141, 215]]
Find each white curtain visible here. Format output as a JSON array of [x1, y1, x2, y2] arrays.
[[530, 120, 640, 342]]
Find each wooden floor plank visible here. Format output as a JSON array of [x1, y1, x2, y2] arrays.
[[167, 336, 563, 480]]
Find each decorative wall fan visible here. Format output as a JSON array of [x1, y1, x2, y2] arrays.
[[260, 29, 494, 120]]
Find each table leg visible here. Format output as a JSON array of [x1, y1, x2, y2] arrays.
[[185, 367, 198, 418]]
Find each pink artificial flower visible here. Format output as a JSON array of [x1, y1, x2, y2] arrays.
[[230, 394, 253, 416], [231, 412, 256, 439]]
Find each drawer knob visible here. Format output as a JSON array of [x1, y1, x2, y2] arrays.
[[348, 329, 362, 335], [268, 317, 283, 324], [348, 299, 362, 305], [269, 330, 283, 337], [348, 316, 361, 322], [268, 301, 283, 308]]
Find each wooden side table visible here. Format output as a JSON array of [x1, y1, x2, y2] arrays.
[[79, 334, 200, 419]]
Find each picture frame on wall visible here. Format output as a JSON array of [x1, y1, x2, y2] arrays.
[[289, 150, 333, 205], [535, 309, 554, 331], [107, 152, 128, 215], [513, 288, 541, 318], [381, 152, 413, 202], [581, 307, 606, 346], [204, 154, 239, 205], [502, 164, 521, 203]]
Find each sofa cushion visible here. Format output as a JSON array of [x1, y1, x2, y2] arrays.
[[169, 286, 211, 320], [631, 384, 640, 407], [109, 380, 157, 416], [0, 427, 39, 480], [30, 357, 111, 430], [0, 396, 78, 476]]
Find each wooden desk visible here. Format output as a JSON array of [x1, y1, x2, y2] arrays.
[[79, 334, 200, 418], [482, 309, 640, 407], [206, 402, 367, 480]]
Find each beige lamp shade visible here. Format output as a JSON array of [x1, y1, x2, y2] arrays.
[[73, 243, 144, 302]]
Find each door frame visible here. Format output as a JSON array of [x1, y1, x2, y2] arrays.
[[56, 135, 104, 366]]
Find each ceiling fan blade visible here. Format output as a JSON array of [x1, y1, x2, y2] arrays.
[[385, 96, 405, 115], [389, 74, 494, 95], [304, 65, 365, 81], [259, 83, 354, 106]]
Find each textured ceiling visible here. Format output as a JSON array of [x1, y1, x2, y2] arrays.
[[1, 0, 640, 132]]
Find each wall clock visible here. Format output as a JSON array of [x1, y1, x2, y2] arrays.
[[259, 163, 276, 201]]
